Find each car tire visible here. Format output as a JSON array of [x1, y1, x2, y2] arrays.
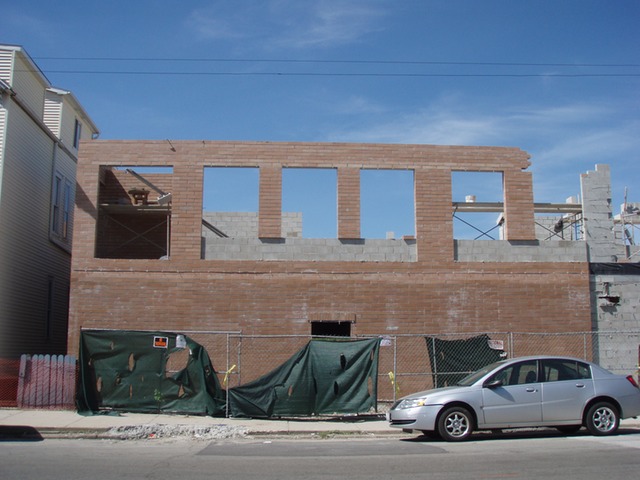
[[437, 406, 473, 442], [585, 402, 619, 436]]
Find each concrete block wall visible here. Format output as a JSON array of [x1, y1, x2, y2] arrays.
[[68, 140, 592, 355], [581, 164, 626, 262], [202, 237, 417, 262], [591, 273, 640, 373], [202, 212, 302, 239], [455, 240, 587, 263]]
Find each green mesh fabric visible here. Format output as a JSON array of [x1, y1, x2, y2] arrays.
[[78, 330, 226, 416], [228, 338, 380, 418]]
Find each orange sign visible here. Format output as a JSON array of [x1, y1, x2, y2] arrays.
[[153, 336, 168, 348]]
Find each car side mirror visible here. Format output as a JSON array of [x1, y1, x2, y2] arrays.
[[484, 379, 503, 389]]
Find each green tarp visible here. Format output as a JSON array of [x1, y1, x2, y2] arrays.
[[78, 331, 381, 418], [78, 330, 226, 416], [425, 334, 504, 387], [228, 338, 381, 418]]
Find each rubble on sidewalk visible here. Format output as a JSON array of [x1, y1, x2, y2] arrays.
[[106, 423, 248, 440]]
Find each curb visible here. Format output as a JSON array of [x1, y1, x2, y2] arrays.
[[0, 424, 400, 441]]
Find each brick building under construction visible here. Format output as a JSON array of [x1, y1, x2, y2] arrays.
[[69, 140, 616, 352]]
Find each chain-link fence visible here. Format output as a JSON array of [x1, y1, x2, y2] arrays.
[[1, 330, 639, 412], [186, 330, 640, 412], [382, 331, 639, 409]]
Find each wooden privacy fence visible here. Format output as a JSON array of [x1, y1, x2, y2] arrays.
[[17, 354, 76, 409], [0, 358, 20, 407]]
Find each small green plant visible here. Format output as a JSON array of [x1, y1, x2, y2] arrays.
[[153, 388, 163, 411]]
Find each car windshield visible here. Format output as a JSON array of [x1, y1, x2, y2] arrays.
[[456, 360, 505, 386]]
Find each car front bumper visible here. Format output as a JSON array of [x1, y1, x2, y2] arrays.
[[387, 404, 442, 432]]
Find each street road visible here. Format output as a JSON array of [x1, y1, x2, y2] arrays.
[[2, 429, 640, 479]]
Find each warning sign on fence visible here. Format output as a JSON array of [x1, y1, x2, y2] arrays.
[[153, 336, 168, 348]]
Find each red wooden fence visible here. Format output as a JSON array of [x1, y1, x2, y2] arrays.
[[0, 358, 20, 407], [17, 354, 76, 409]]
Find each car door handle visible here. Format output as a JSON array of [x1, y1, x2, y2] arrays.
[[526, 387, 537, 392], [575, 383, 585, 388]]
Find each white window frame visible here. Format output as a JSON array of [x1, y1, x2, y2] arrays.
[[50, 171, 73, 251], [51, 173, 62, 236], [73, 118, 82, 149]]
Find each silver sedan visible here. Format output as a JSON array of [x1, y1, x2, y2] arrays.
[[387, 355, 640, 441]]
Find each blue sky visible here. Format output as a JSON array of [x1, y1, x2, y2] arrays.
[[2, 1, 638, 238]]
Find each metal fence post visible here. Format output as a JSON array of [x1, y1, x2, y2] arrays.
[[431, 336, 438, 388], [225, 333, 230, 418], [509, 332, 514, 357], [393, 335, 398, 404], [236, 335, 242, 387]]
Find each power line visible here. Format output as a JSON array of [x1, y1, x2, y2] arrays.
[[33, 56, 640, 68], [38, 70, 640, 78], [25, 57, 640, 79]]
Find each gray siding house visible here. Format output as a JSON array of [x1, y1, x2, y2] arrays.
[[0, 44, 98, 357]]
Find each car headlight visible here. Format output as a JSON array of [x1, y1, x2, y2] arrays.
[[397, 396, 429, 409]]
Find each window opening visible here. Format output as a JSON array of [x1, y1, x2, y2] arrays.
[[311, 321, 351, 337], [282, 168, 336, 238], [360, 169, 414, 239], [452, 171, 503, 240], [95, 166, 173, 259], [202, 167, 259, 240]]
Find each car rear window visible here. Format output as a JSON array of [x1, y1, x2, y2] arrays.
[[542, 359, 591, 382]]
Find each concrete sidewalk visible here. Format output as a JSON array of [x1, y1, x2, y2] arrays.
[[2, 408, 639, 440], [0, 408, 393, 439]]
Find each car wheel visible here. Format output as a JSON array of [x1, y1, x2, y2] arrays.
[[437, 406, 473, 442], [585, 402, 619, 436], [556, 425, 581, 434]]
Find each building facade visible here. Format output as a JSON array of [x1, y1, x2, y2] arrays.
[[0, 44, 98, 357], [68, 140, 595, 359]]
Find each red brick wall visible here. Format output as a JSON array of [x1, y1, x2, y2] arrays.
[[68, 140, 590, 354], [258, 165, 282, 238], [502, 170, 536, 240], [337, 167, 360, 239]]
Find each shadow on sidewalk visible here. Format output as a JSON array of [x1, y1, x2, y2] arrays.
[[0, 425, 44, 442]]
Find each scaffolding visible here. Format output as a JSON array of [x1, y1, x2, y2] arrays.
[[452, 201, 583, 241], [614, 190, 640, 260], [96, 168, 172, 259]]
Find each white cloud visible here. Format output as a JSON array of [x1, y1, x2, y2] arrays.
[[326, 95, 386, 115], [186, 15, 246, 41], [328, 108, 507, 145], [327, 95, 640, 204], [185, 3, 255, 41], [185, 0, 386, 49], [274, 0, 386, 48], [2, 11, 51, 39], [533, 125, 639, 165], [330, 97, 639, 158]]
